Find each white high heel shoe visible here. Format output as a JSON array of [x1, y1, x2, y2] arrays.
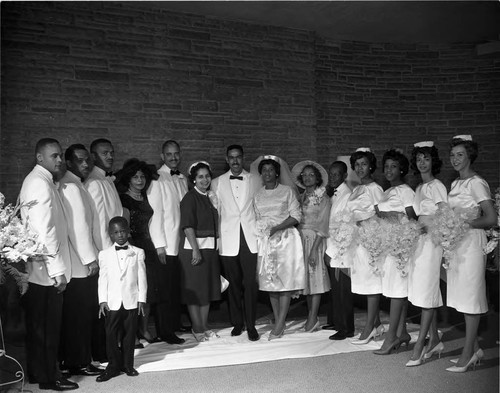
[[446, 354, 479, 373]]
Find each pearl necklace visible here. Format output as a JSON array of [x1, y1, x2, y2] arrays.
[[127, 188, 143, 201]]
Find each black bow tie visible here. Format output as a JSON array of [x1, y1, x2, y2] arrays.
[[115, 245, 128, 251], [230, 175, 243, 180], [105, 171, 114, 177], [170, 169, 181, 176]]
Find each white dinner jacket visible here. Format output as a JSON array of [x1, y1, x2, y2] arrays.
[[147, 164, 188, 256], [325, 182, 353, 267], [211, 170, 261, 256], [60, 170, 100, 278], [19, 164, 72, 285], [98, 244, 147, 310], [84, 166, 123, 250]]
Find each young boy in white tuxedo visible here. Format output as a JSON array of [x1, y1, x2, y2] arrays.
[[96, 217, 147, 382]]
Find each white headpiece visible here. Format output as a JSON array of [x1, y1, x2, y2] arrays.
[[453, 134, 472, 141], [262, 154, 279, 162], [188, 160, 211, 174], [414, 141, 434, 148], [356, 147, 371, 153]]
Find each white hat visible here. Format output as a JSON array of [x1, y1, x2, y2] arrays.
[[356, 147, 371, 153], [262, 154, 279, 162], [414, 141, 434, 148], [453, 134, 472, 141], [291, 160, 328, 189], [188, 160, 211, 174]]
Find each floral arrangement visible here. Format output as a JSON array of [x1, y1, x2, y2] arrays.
[[303, 186, 326, 206], [384, 216, 421, 277], [328, 210, 357, 265], [206, 190, 218, 210], [0, 192, 48, 294], [428, 204, 478, 270], [483, 186, 499, 257], [357, 216, 387, 275]]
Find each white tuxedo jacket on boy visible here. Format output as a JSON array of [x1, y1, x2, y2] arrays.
[[98, 244, 147, 311], [211, 170, 261, 256]]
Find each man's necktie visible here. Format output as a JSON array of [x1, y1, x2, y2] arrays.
[[171, 169, 181, 176], [230, 175, 243, 180], [115, 245, 128, 251]]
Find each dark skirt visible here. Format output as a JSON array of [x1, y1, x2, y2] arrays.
[[178, 240, 221, 305]]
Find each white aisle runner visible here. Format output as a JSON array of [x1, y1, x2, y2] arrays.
[[134, 320, 420, 372]]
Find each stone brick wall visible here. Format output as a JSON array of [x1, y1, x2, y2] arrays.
[[1, 2, 499, 203]]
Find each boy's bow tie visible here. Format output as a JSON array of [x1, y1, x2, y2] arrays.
[[115, 245, 128, 251]]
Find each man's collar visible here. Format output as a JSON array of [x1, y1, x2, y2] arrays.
[[63, 170, 83, 184]]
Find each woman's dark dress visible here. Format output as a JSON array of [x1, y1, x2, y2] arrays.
[[179, 189, 221, 305], [120, 194, 166, 304]]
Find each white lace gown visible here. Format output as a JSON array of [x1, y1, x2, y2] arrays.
[[346, 182, 384, 295], [447, 175, 490, 314], [254, 184, 306, 292], [378, 184, 415, 298], [298, 188, 331, 295], [407, 179, 447, 308]]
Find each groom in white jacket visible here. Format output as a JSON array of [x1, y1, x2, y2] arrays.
[[211, 145, 262, 341]]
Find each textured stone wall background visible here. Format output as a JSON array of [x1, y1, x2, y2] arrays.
[[1, 2, 499, 202]]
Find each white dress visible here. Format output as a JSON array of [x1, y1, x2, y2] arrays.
[[447, 175, 490, 314], [378, 184, 415, 298], [408, 179, 447, 308], [298, 188, 331, 295], [346, 182, 384, 295], [254, 184, 306, 292]]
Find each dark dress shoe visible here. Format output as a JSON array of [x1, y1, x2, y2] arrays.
[[322, 324, 337, 330], [39, 378, 79, 391], [122, 367, 139, 377], [231, 325, 245, 336], [329, 331, 355, 340], [134, 342, 145, 349], [177, 325, 192, 333], [96, 370, 121, 382], [247, 328, 260, 342], [163, 333, 185, 345], [68, 364, 104, 376]]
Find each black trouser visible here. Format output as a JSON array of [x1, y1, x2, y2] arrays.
[[328, 266, 355, 334], [60, 276, 94, 368], [104, 306, 138, 372], [221, 227, 258, 329], [22, 283, 63, 384], [155, 255, 182, 337], [89, 274, 107, 362]]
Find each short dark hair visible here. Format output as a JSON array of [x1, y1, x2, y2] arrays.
[[35, 138, 60, 155], [108, 216, 128, 230], [297, 164, 322, 187], [450, 138, 478, 164], [90, 138, 112, 153], [188, 162, 213, 183], [162, 140, 180, 152], [226, 144, 244, 156], [64, 143, 88, 162], [382, 149, 410, 177], [258, 159, 281, 177], [349, 150, 377, 173], [329, 161, 348, 175], [115, 158, 158, 195], [410, 146, 443, 175]]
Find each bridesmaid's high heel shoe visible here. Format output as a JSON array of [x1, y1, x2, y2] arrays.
[[398, 333, 411, 350], [373, 337, 401, 355], [423, 342, 444, 360], [450, 348, 484, 365], [192, 330, 208, 342], [304, 319, 320, 333], [268, 328, 285, 341], [446, 354, 479, 373], [204, 330, 220, 339], [406, 346, 427, 367]]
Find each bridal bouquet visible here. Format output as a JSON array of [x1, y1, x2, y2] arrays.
[[357, 216, 387, 275], [484, 187, 500, 258], [384, 216, 421, 277], [428, 204, 477, 270], [328, 210, 358, 265], [0, 192, 48, 294]]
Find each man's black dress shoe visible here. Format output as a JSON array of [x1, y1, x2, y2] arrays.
[[122, 367, 139, 377], [329, 331, 355, 340], [68, 364, 104, 376], [247, 328, 260, 341], [231, 325, 245, 337], [96, 370, 121, 382], [321, 324, 337, 330], [39, 378, 79, 391], [177, 325, 192, 333], [163, 333, 185, 345]]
